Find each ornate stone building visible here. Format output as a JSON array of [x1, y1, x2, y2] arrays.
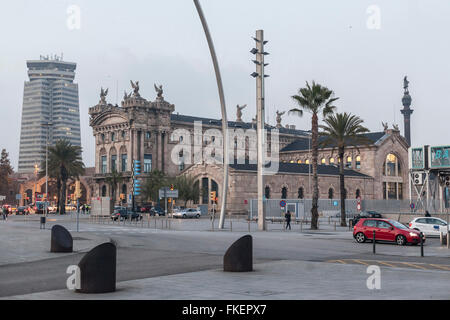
[[88, 81, 409, 214]]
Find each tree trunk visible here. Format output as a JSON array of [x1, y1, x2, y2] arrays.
[[56, 179, 61, 214], [311, 113, 319, 230], [339, 148, 347, 227], [60, 179, 66, 215]]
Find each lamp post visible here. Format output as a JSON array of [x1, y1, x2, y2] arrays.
[[41, 122, 52, 217], [251, 30, 269, 231], [193, 0, 229, 229]]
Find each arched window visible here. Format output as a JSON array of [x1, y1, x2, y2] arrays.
[[146, 131, 151, 140], [321, 158, 326, 164], [345, 156, 352, 169], [297, 159, 302, 164], [356, 155, 361, 169], [382, 153, 404, 200], [328, 188, 334, 199], [101, 133, 105, 143], [290, 160, 295, 164], [384, 154, 399, 176], [101, 185, 107, 197], [265, 186, 271, 199], [356, 189, 361, 199], [111, 132, 115, 142], [298, 187, 304, 199], [281, 187, 287, 199], [121, 131, 126, 139], [305, 159, 310, 165], [329, 157, 335, 164]]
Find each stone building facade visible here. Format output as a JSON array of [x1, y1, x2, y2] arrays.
[[88, 82, 409, 215]]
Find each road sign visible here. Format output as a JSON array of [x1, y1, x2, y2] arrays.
[[0, 195, 5, 201], [279, 200, 286, 208], [159, 188, 179, 198], [357, 204, 362, 211], [410, 203, 415, 209]]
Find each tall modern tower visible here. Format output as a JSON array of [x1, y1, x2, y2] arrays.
[[18, 55, 81, 173], [401, 76, 413, 146]]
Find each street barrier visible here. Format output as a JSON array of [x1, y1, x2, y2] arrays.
[[373, 230, 376, 254], [420, 232, 424, 257], [76, 242, 116, 294], [51, 225, 73, 253], [223, 235, 253, 272]]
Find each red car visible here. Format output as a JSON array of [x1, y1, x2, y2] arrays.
[[353, 218, 425, 246]]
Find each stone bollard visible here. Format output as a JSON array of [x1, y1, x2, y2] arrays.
[[223, 235, 253, 272], [76, 242, 116, 294], [51, 225, 73, 253]]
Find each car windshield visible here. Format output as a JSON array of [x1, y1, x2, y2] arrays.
[[389, 220, 408, 230]]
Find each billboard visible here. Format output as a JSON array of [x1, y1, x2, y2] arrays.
[[429, 146, 450, 169], [409, 147, 425, 170]]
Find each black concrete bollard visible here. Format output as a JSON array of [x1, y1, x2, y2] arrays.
[[373, 230, 376, 254], [76, 242, 116, 294], [50, 225, 73, 253], [420, 232, 424, 257], [223, 235, 253, 272]]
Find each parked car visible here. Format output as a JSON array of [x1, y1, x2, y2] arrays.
[[172, 208, 201, 219], [16, 206, 30, 215], [150, 206, 165, 216], [140, 204, 153, 213], [352, 211, 382, 226], [408, 217, 448, 237], [111, 208, 142, 221], [353, 218, 424, 246]]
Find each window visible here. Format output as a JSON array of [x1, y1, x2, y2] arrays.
[[111, 155, 117, 172], [305, 159, 310, 165], [297, 159, 302, 164], [298, 187, 304, 199], [101, 156, 107, 173], [328, 188, 334, 199], [345, 156, 352, 169], [111, 132, 115, 142], [363, 220, 377, 227], [290, 160, 295, 164], [265, 186, 270, 199], [387, 182, 397, 200], [384, 154, 398, 176], [321, 158, 326, 164], [121, 131, 126, 139], [144, 154, 152, 173], [329, 158, 335, 164], [121, 154, 127, 172], [377, 221, 391, 229], [146, 131, 151, 139], [101, 185, 107, 197], [356, 189, 361, 199], [101, 134, 105, 143], [356, 156, 361, 169], [416, 218, 427, 224], [281, 187, 287, 199]]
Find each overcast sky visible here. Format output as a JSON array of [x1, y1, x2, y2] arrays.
[[1, 0, 449, 169]]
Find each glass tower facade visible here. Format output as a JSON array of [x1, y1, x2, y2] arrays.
[[18, 57, 81, 173]]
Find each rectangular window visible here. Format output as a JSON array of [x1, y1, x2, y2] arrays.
[[101, 156, 107, 174], [398, 183, 403, 200], [144, 154, 152, 173], [121, 154, 127, 172], [387, 182, 397, 200], [111, 155, 117, 172], [383, 182, 387, 200]]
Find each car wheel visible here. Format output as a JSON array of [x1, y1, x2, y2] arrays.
[[183, 214, 187, 219], [196, 214, 200, 219], [396, 235, 406, 246], [355, 232, 366, 243]]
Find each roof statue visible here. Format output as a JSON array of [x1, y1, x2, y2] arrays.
[[154, 84, 164, 99], [403, 76, 409, 93], [382, 122, 388, 131], [393, 124, 400, 131], [236, 104, 247, 122], [130, 80, 140, 97], [276, 110, 286, 128], [100, 87, 108, 104]]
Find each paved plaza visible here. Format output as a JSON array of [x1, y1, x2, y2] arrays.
[[0, 213, 449, 300]]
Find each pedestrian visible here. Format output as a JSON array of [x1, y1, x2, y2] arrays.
[[285, 210, 291, 230], [2, 206, 8, 221], [425, 210, 431, 217], [82, 204, 86, 215], [86, 204, 90, 214]]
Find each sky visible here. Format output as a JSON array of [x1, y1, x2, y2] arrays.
[[0, 0, 449, 169]]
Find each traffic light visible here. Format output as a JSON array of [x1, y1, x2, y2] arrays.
[[210, 191, 216, 203], [170, 184, 174, 191]]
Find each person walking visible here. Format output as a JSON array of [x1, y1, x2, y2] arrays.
[[2, 206, 8, 221], [425, 210, 431, 217], [285, 210, 291, 230], [81, 204, 86, 215]]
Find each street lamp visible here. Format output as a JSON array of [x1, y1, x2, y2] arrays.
[[250, 30, 269, 231], [193, 0, 229, 230], [41, 122, 53, 217]]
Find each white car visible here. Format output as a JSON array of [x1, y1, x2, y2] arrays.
[[408, 217, 449, 237], [172, 208, 201, 219]]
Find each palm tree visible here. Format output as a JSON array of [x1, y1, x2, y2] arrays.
[[320, 112, 370, 226], [44, 139, 84, 215], [142, 170, 167, 205], [105, 168, 123, 208], [289, 81, 339, 229]]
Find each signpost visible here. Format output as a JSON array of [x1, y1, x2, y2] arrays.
[[159, 187, 179, 216]]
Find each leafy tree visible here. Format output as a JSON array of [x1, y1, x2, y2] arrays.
[[0, 149, 13, 196], [320, 112, 370, 226], [42, 140, 84, 214], [141, 170, 167, 204], [169, 175, 201, 207], [289, 81, 339, 230]]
